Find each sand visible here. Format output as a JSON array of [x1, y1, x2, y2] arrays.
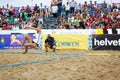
[[0, 49, 120, 80]]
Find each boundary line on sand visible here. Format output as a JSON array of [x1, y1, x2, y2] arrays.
[[0, 54, 85, 68], [0, 52, 120, 69]]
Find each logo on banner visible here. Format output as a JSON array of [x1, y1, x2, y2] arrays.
[[92, 35, 120, 50], [1, 37, 5, 44], [42, 34, 88, 50], [10, 34, 22, 46], [57, 42, 80, 47], [94, 38, 120, 46]]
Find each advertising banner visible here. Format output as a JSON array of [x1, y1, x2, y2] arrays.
[[0, 33, 41, 49], [42, 34, 88, 50], [0, 34, 24, 49], [92, 34, 120, 50]]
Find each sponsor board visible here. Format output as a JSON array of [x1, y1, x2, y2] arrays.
[[0, 34, 24, 49], [0, 33, 41, 49], [42, 34, 88, 50], [92, 34, 120, 50]]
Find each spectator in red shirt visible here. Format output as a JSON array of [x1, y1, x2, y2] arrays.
[[106, 23, 111, 29]]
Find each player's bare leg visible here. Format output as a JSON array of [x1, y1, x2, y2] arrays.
[[23, 45, 28, 54], [22, 43, 37, 54], [53, 45, 56, 52], [44, 43, 50, 52], [21, 35, 33, 45]]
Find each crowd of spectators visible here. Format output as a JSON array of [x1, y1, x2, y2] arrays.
[[0, 0, 120, 30]]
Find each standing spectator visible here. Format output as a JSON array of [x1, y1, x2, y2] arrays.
[[41, 9, 45, 18], [82, 3, 88, 19], [61, 4, 66, 17], [57, 0, 62, 14], [51, 4, 58, 18], [39, 3, 44, 17], [20, 6, 26, 20], [101, 1, 107, 12], [9, 5, 14, 14], [2, 6, 8, 17], [84, 1, 88, 7], [34, 4, 39, 13], [94, 1, 97, 8], [108, 5, 113, 12], [19, 9, 23, 19], [70, 0, 77, 13], [102, 1, 107, 9], [39, 3, 44, 11], [6, 4, 9, 9], [26, 5, 32, 21], [89, 1, 94, 12], [21, 6, 25, 11], [76, 3, 82, 13], [26, 5, 31, 13], [65, 2, 70, 16], [44, 8, 50, 18], [51, 0, 58, 18]]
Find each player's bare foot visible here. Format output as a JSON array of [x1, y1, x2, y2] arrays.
[[53, 48, 55, 52], [22, 51, 27, 54], [45, 50, 48, 52]]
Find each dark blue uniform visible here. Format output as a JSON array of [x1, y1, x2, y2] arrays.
[[45, 36, 56, 49]]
